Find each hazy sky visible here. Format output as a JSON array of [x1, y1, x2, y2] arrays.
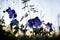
[[0, 0, 60, 31]]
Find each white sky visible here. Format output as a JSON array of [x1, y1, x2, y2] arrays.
[[0, 0, 60, 31]]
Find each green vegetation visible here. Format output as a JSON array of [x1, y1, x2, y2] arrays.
[[0, 25, 60, 40]]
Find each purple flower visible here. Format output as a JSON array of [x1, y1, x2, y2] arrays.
[[28, 17, 42, 27], [46, 22, 52, 28], [6, 7, 17, 19], [11, 19, 19, 25]]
